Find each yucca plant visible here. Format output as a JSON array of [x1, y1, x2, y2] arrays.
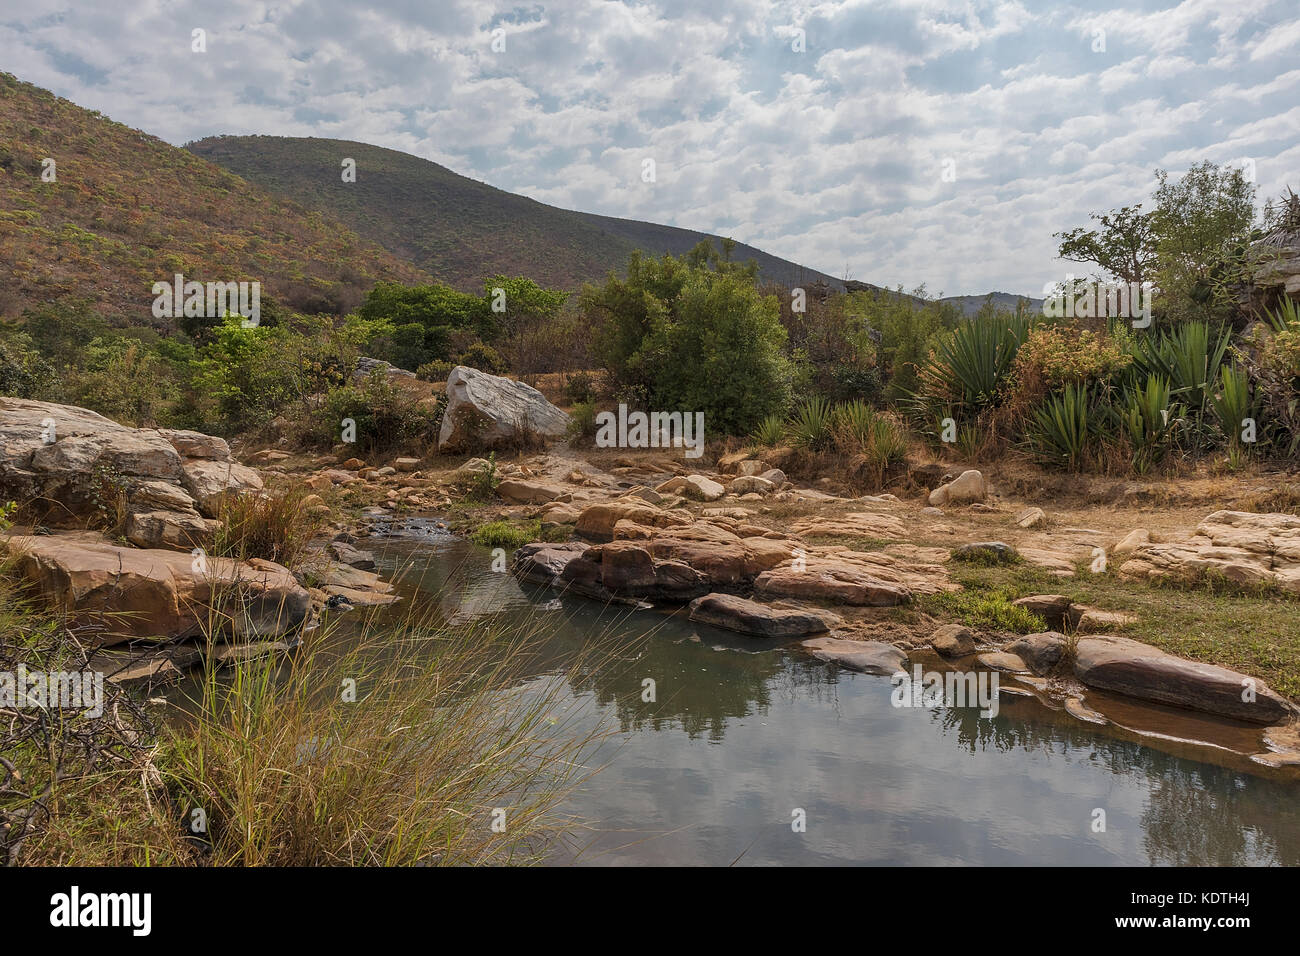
[[920, 315, 1033, 413], [749, 412, 786, 448], [1115, 375, 1183, 475], [1209, 363, 1254, 450], [1026, 383, 1093, 472], [1264, 295, 1300, 333], [1131, 321, 1229, 447], [787, 396, 836, 452], [830, 399, 878, 452]]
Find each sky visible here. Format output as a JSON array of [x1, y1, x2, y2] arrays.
[[3, 0, 1298, 297]]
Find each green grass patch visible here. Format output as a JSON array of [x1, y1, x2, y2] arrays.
[[469, 519, 568, 550], [920, 585, 1045, 634]]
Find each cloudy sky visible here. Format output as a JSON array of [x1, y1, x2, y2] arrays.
[[4, 0, 1297, 296]]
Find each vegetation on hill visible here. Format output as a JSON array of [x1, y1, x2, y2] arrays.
[[185, 134, 849, 293], [0, 73, 429, 327]]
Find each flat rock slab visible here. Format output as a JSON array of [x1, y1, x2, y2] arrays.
[[976, 651, 1031, 674], [689, 592, 829, 639], [755, 565, 912, 606], [1074, 635, 1293, 724], [802, 637, 907, 675]]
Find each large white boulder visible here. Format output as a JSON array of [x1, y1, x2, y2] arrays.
[[437, 366, 570, 453]]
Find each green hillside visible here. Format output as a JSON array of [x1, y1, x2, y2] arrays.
[[0, 74, 429, 327], [186, 135, 851, 292]]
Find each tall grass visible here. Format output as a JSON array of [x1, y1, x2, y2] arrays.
[[161, 604, 609, 866], [213, 486, 326, 569]]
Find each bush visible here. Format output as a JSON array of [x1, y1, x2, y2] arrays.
[[213, 487, 326, 569], [456, 341, 508, 375], [416, 359, 454, 383]]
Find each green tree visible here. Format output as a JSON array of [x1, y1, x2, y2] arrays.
[[1055, 204, 1155, 285]]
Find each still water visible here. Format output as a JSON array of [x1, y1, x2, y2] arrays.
[[364, 530, 1300, 866]]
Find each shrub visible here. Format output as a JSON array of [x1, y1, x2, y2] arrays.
[[787, 397, 836, 452], [566, 400, 598, 443], [1025, 383, 1096, 472], [563, 371, 597, 405], [749, 412, 786, 448], [213, 487, 325, 569], [919, 314, 1033, 416], [457, 341, 508, 375], [416, 359, 454, 383]]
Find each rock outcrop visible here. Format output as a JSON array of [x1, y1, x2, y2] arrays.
[[689, 593, 830, 639], [3, 531, 310, 645], [1119, 510, 1300, 593], [0, 398, 261, 534], [437, 366, 570, 452], [928, 469, 987, 507]]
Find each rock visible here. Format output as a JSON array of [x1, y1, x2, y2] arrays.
[[128, 479, 199, 514], [512, 543, 590, 587], [575, 500, 691, 542], [788, 511, 907, 540], [180, 459, 264, 516], [728, 475, 775, 495], [758, 468, 787, 486], [677, 475, 725, 501], [754, 565, 912, 606], [4, 531, 310, 645], [393, 457, 421, 472], [1015, 507, 1045, 529], [1070, 606, 1137, 630], [496, 478, 566, 504], [322, 585, 400, 607], [689, 593, 830, 639], [1064, 697, 1108, 725], [438, 366, 570, 452], [1073, 634, 1293, 724], [921, 506, 944, 516], [976, 651, 1031, 674], [1011, 594, 1069, 630], [125, 510, 220, 551], [353, 356, 417, 383], [157, 429, 231, 461], [1119, 511, 1300, 594], [928, 624, 976, 657], [329, 540, 376, 570], [802, 637, 907, 674], [952, 541, 1018, 564], [1004, 631, 1067, 675], [735, 460, 769, 477], [717, 450, 756, 473], [928, 469, 986, 507], [1113, 528, 1151, 555]]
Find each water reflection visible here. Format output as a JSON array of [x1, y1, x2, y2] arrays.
[[367, 535, 1300, 866]]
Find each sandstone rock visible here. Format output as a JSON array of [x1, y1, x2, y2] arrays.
[[689, 592, 830, 639], [976, 651, 1030, 674], [394, 457, 421, 472], [329, 540, 376, 570], [1073, 634, 1293, 724], [4, 531, 310, 645], [1004, 631, 1067, 675], [180, 459, 264, 516], [678, 475, 725, 501], [1011, 594, 1069, 630], [758, 468, 787, 486], [754, 565, 911, 606], [1015, 507, 1045, 529], [1113, 528, 1151, 555], [788, 511, 907, 540], [157, 429, 231, 461], [1070, 606, 1137, 630], [1064, 697, 1108, 725], [125, 510, 220, 551], [353, 356, 417, 383], [925, 624, 977, 660], [928, 469, 986, 507], [575, 500, 691, 542], [928, 624, 976, 657], [496, 478, 566, 504], [735, 460, 769, 477], [438, 366, 570, 452], [728, 475, 775, 495], [802, 637, 907, 674], [1120, 511, 1300, 594]]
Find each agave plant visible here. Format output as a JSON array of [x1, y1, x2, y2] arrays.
[[1115, 375, 1184, 474], [830, 399, 878, 452], [1026, 383, 1093, 472], [787, 397, 836, 452], [919, 315, 1033, 413], [1209, 363, 1254, 449], [749, 412, 786, 448], [1264, 296, 1300, 333], [1130, 321, 1230, 441]]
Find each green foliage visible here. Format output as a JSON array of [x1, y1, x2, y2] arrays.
[[920, 314, 1033, 413], [923, 587, 1046, 634], [586, 245, 796, 435], [312, 372, 439, 455], [787, 397, 836, 452], [566, 400, 598, 442], [1209, 363, 1254, 450], [1054, 204, 1155, 286], [457, 341, 507, 375], [1114, 375, 1183, 474], [1026, 383, 1096, 472], [843, 288, 960, 399], [749, 412, 786, 447]]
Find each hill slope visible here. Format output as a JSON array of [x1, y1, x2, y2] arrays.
[[0, 74, 429, 326], [186, 135, 853, 293]]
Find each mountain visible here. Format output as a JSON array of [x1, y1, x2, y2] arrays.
[[185, 135, 853, 293], [939, 291, 1044, 316], [0, 74, 429, 327]]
